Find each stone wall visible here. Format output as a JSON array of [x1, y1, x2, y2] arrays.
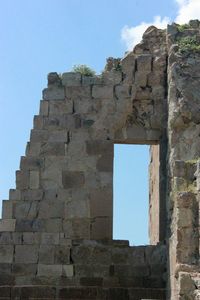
[[0, 21, 199, 299]]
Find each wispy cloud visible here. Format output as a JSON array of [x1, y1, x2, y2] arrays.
[[121, 0, 200, 50]]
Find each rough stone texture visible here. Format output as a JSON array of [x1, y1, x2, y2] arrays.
[[0, 21, 200, 299]]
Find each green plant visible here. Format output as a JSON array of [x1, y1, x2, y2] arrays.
[[177, 23, 191, 32], [178, 36, 200, 53], [72, 64, 96, 76]]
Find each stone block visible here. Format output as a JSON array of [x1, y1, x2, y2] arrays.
[[30, 170, 40, 189], [34, 115, 44, 129], [42, 86, 65, 100], [20, 156, 44, 171], [39, 245, 55, 264], [40, 142, 65, 156], [37, 264, 62, 277], [96, 153, 113, 172], [121, 53, 135, 83], [39, 100, 49, 116], [0, 245, 14, 263], [134, 71, 147, 87], [55, 245, 70, 264], [14, 201, 38, 219], [86, 140, 113, 155], [30, 129, 49, 142], [19, 286, 56, 299], [92, 85, 113, 98], [90, 217, 112, 239], [16, 170, 29, 189], [45, 218, 62, 232], [41, 233, 59, 245], [15, 245, 39, 263], [12, 263, 37, 276], [22, 232, 41, 244], [49, 99, 73, 115], [2, 200, 13, 218], [9, 189, 21, 201], [66, 86, 91, 98], [80, 277, 103, 287], [64, 198, 89, 218], [89, 187, 112, 217], [47, 72, 61, 86], [62, 171, 85, 188], [15, 219, 45, 232], [63, 264, 74, 277], [137, 54, 152, 72], [63, 218, 90, 239], [0, 232, 21, 245], [102, 70, 122, 85], [114, 84, 131, 98], [21, 189, 43, 201], [38, 200, 64, 219], [0, 219, 16, 232], [62, 72, 81, 86], [26, 141, 41, 156]]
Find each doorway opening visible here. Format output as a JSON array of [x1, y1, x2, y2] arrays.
[[113, 144, 160, 246]]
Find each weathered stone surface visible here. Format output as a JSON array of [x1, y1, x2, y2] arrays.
[[15, 245, 39, 263]]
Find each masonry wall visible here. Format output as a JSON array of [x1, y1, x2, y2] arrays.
[[0, 21, 199, 299]]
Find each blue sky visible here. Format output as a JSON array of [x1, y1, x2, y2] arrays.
[[0, 0, 199, 245]]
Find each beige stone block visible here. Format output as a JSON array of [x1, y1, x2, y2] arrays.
[[16, 170, 29, 189], [134, 72, 147, 87], [55, 245, 70, 264], [91, 217, 112, 239], [39, 100, 49, 116], [2, 200, 13, 219], [137, 54, 152, 72], [40, 142, 65, 156], [45, 219, 62, 233], [21, 189, 43, 201], [114, 84, 131, 99], [0, 245, 14, 263], [64, 198, 89, 218], [30, 129, 49, 143], [20, 156, 44, 171], [37, 264, 62, 277], [0, 219, 16, 232], [62, 171, 85, 188], [102, 70, 122, 85], [63, 218, 90, 239], [41, 233, 59, 245], [38, 200, 64, 219], [14, 201, 38, 219], [30, 171, 40, 189], [96, 153, 113, 172], [39, 245, 55, 264], [48, 130, 68, 143], [92, 85, 113, 99], [121, 53, 135, 83], [42, 86, 65, 100], [49, 99, 73, 115], [89, 187, 112, 217], [23, 232, 41, 244], [15, 245, 39, 263], [65, 86, 91, 98], [33, 115, 44, 129], [63, 264, 74, 277], [25, 142, 41, 156], [86, 140, 113, 156], [62, 72, 81, 86], [9, 189, 21, 201]]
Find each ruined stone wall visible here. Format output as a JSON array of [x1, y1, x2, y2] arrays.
[[0, 21, 199, 299]]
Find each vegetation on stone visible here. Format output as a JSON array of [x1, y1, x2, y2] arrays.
[[72, 64, 96, 76], [177, 23, 191, 32], [178, 36, 200, 53]]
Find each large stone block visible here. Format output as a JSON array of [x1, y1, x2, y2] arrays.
[[20, 156, 44, 171], [89, 187, 112, 217], [86, 140, 113, 155], [16, 170, 29, 189], [2, 200, 13, 218], [14, 201, 38, 219], [92, 85, 113, 99], [62, 72, 81, 86], [30, 170, 40, 189], [15, 245, 39, 263], [90, 217, 112, 239], [55, 245, 70, 264], [63, 218, 90, 239], [38, 200, 64, 219], [39, 100, 49, 116], [137, 54, 152, 72], [62, 171, 85, 188], [0, 219, 16, 232], [41, 233, 59, 245], [37, 264, 62, 276], [0, 245, 14, 263], [49, 99, 73, 115], [63, 264, 74, 277], [39, 245, 55, 264], [42, 86, 65, 100]]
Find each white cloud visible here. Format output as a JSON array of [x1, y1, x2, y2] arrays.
[[121, 0, 200, 50], [175, 0, 200, 24], [121, 16, 169, 51]]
